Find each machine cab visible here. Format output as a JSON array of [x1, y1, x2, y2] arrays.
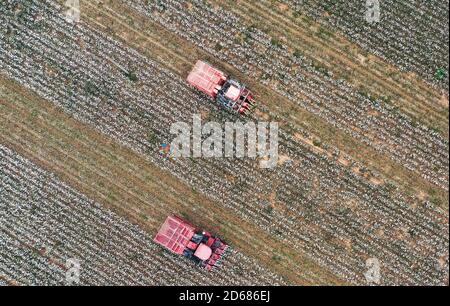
[[217, 79, 253, 114]]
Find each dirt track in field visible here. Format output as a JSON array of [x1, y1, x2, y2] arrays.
[[78, 0, 447, 209], [1, 0, 448, 286], [0, 75, 344, 285]]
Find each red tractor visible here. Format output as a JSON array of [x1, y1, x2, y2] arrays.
[[187, 60, 256, 115], [153, 216, 229, 271]]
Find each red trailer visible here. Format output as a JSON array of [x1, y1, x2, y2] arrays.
[[187, 60, 256, 115], [154, 216, 229, 271]]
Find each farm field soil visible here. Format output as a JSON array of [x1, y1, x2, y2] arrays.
[[1, 144, 285, 286], [129, 0, 447, 191], [1, 0, 448, 286], [79, 0, 448, 209], [217, 0, 448, 137], [0, 75, 343, 285]]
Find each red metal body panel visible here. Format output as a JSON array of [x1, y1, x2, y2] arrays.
[[187, 60, 226, 98], [186, 241, 198, 250], [153, 216, 196, 255], [206, 237, 215, 247]]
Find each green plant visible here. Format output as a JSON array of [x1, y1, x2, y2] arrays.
[[434, 68, 446, 81]]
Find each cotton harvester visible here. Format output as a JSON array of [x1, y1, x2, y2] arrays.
[[187, 60, 256, 115], [154, 216, 229, 271]]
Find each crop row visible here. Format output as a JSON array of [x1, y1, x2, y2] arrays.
[[282, 0, 449, 88], [0, 0, 448, 285], [0, 144, 285, 285], [127, 0, 448, 189]]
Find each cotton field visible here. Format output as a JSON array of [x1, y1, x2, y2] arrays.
[[0, 144, 285, 285], [0, 0, 448, 286]]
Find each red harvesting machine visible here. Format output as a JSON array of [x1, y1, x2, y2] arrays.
[[154, 216, 229, 271], [187, 60, 256, 115]]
